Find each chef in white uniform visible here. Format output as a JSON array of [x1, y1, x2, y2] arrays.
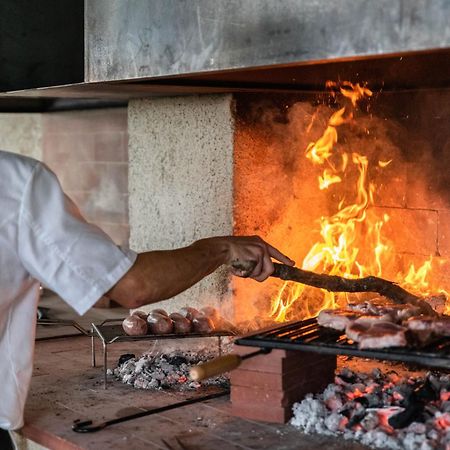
[[0, 150, 294, 448]]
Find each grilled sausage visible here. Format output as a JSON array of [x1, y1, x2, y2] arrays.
[[147, 312, 173, 334], [179, 306, 203, 321], [169, 313, 192, 334], [192, 316, 215, 333], [122, 315, 148, 336]]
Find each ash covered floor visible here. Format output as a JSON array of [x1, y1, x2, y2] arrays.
[[20, 336, 379, 450]]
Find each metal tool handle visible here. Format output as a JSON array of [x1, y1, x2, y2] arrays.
[[190, 354, 242, 381]]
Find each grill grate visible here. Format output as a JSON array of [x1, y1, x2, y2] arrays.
[[236, 317, 450, 370]]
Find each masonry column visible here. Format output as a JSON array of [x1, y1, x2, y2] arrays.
[[128, 95, 235, 312]]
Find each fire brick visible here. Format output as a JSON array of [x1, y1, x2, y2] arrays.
[[231, 345, 336, 423]]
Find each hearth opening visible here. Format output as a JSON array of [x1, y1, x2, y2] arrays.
[[232, 83, 450, 329]]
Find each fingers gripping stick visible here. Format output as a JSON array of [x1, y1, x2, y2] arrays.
[[231, 260, 257, 277]]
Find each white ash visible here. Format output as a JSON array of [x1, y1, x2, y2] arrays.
[[108, 349, 229, 391], [291, 368, 450, 450]]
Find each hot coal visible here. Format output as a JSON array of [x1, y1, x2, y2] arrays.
[[291, 368, 450, 449], [109, 349, 230, 391]]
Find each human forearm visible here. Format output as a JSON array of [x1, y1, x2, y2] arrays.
[[107, 236, 294, 309], [107, 238, 230, 308]]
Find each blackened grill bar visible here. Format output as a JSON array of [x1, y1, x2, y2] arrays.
[[236, 318, 450, 370]]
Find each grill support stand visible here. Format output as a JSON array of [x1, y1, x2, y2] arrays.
[[90, 320, 230, 389]]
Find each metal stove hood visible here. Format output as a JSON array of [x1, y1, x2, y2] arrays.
[[1, 0, 450, 111]]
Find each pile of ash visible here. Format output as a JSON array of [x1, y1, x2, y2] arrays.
[[108, 349, 229, 391], [291, 368, 450, 450]]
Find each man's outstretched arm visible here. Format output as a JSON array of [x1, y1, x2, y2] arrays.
[[106, 236, 294, 309]]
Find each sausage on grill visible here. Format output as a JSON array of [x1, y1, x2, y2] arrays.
[[147, 312, 173, 334], [169, 312, 192, 334], [122, 315, 148, 336]]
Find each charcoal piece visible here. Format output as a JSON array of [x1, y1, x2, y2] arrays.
[[166, 355, 188, 366], [416, 378, 438, 402], [388, 402, 423, 429], [393, 384, 413, 402], [118, 354, 135, 366], [388, 378, 437, 428], [337, 369, 357, 384], [347, 409, 367, 428]]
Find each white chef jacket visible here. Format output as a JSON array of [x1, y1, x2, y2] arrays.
[[0, 150, 137, 429]]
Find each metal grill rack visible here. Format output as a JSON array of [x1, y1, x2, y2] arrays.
[[236, 317, 450, 370], [36, 319, 92, 340], [91, 318, 236, 388]]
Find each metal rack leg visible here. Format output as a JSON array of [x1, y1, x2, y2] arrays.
[[91, 327, 96, 367], [103, 342, 108, 389], [218, 336, 222, 356]]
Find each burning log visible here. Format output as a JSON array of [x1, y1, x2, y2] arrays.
[[272, 263, 438, 317]]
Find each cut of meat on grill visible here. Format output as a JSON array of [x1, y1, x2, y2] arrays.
[[345, 320, 407, 349], [347, 298, 421, 322], [317, 309, 363, 331], [405, 316, 435, 344], [432, 317, 450, 336], [406, 315, 450, 342]]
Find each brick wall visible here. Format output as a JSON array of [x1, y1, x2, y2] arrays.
[[42, 108, 129, 245], [0, 108, 129, 246]]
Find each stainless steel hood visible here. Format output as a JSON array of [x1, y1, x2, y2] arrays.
[[1, 0, 449, 111]]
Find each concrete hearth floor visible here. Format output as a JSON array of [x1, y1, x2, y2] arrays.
[[16, 336, 379, 450]]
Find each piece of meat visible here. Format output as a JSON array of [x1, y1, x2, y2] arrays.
[[432, 316, 450, 336], [317, 309, 362, 331], [406, 315, 450, 341], [346, 320, 407, 349], [122, 315, 148, 336], [353, 314, 394, 326], [179, 307, 203, 321], [147, 312, 174, 334], [405, 316, 435, 344], [169, 312, 192, 334], [192, 316, 215, 333], [406, 316, 435, 331], [348, 299, 421, 323]]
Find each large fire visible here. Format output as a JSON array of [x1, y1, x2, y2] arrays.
[[269, 82, 448, 323]]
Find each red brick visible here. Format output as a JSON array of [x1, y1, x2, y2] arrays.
[[233, 345, 336, 373], [231, 402, 291, 423], [230, 356, 336, 390]]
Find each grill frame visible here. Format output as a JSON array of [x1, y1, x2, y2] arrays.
[[236, 317, 450, 370], [91, 318, 235, 388]]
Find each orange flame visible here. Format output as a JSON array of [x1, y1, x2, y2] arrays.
[[270, 81, 444, 323]]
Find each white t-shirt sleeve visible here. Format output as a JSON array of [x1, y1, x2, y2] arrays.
[[17, 162, 137, 315]]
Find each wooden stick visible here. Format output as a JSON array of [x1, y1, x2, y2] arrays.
[[272, 263, 437, 316]]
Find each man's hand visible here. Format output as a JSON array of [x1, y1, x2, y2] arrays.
[[221, 235, 295, 282]]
